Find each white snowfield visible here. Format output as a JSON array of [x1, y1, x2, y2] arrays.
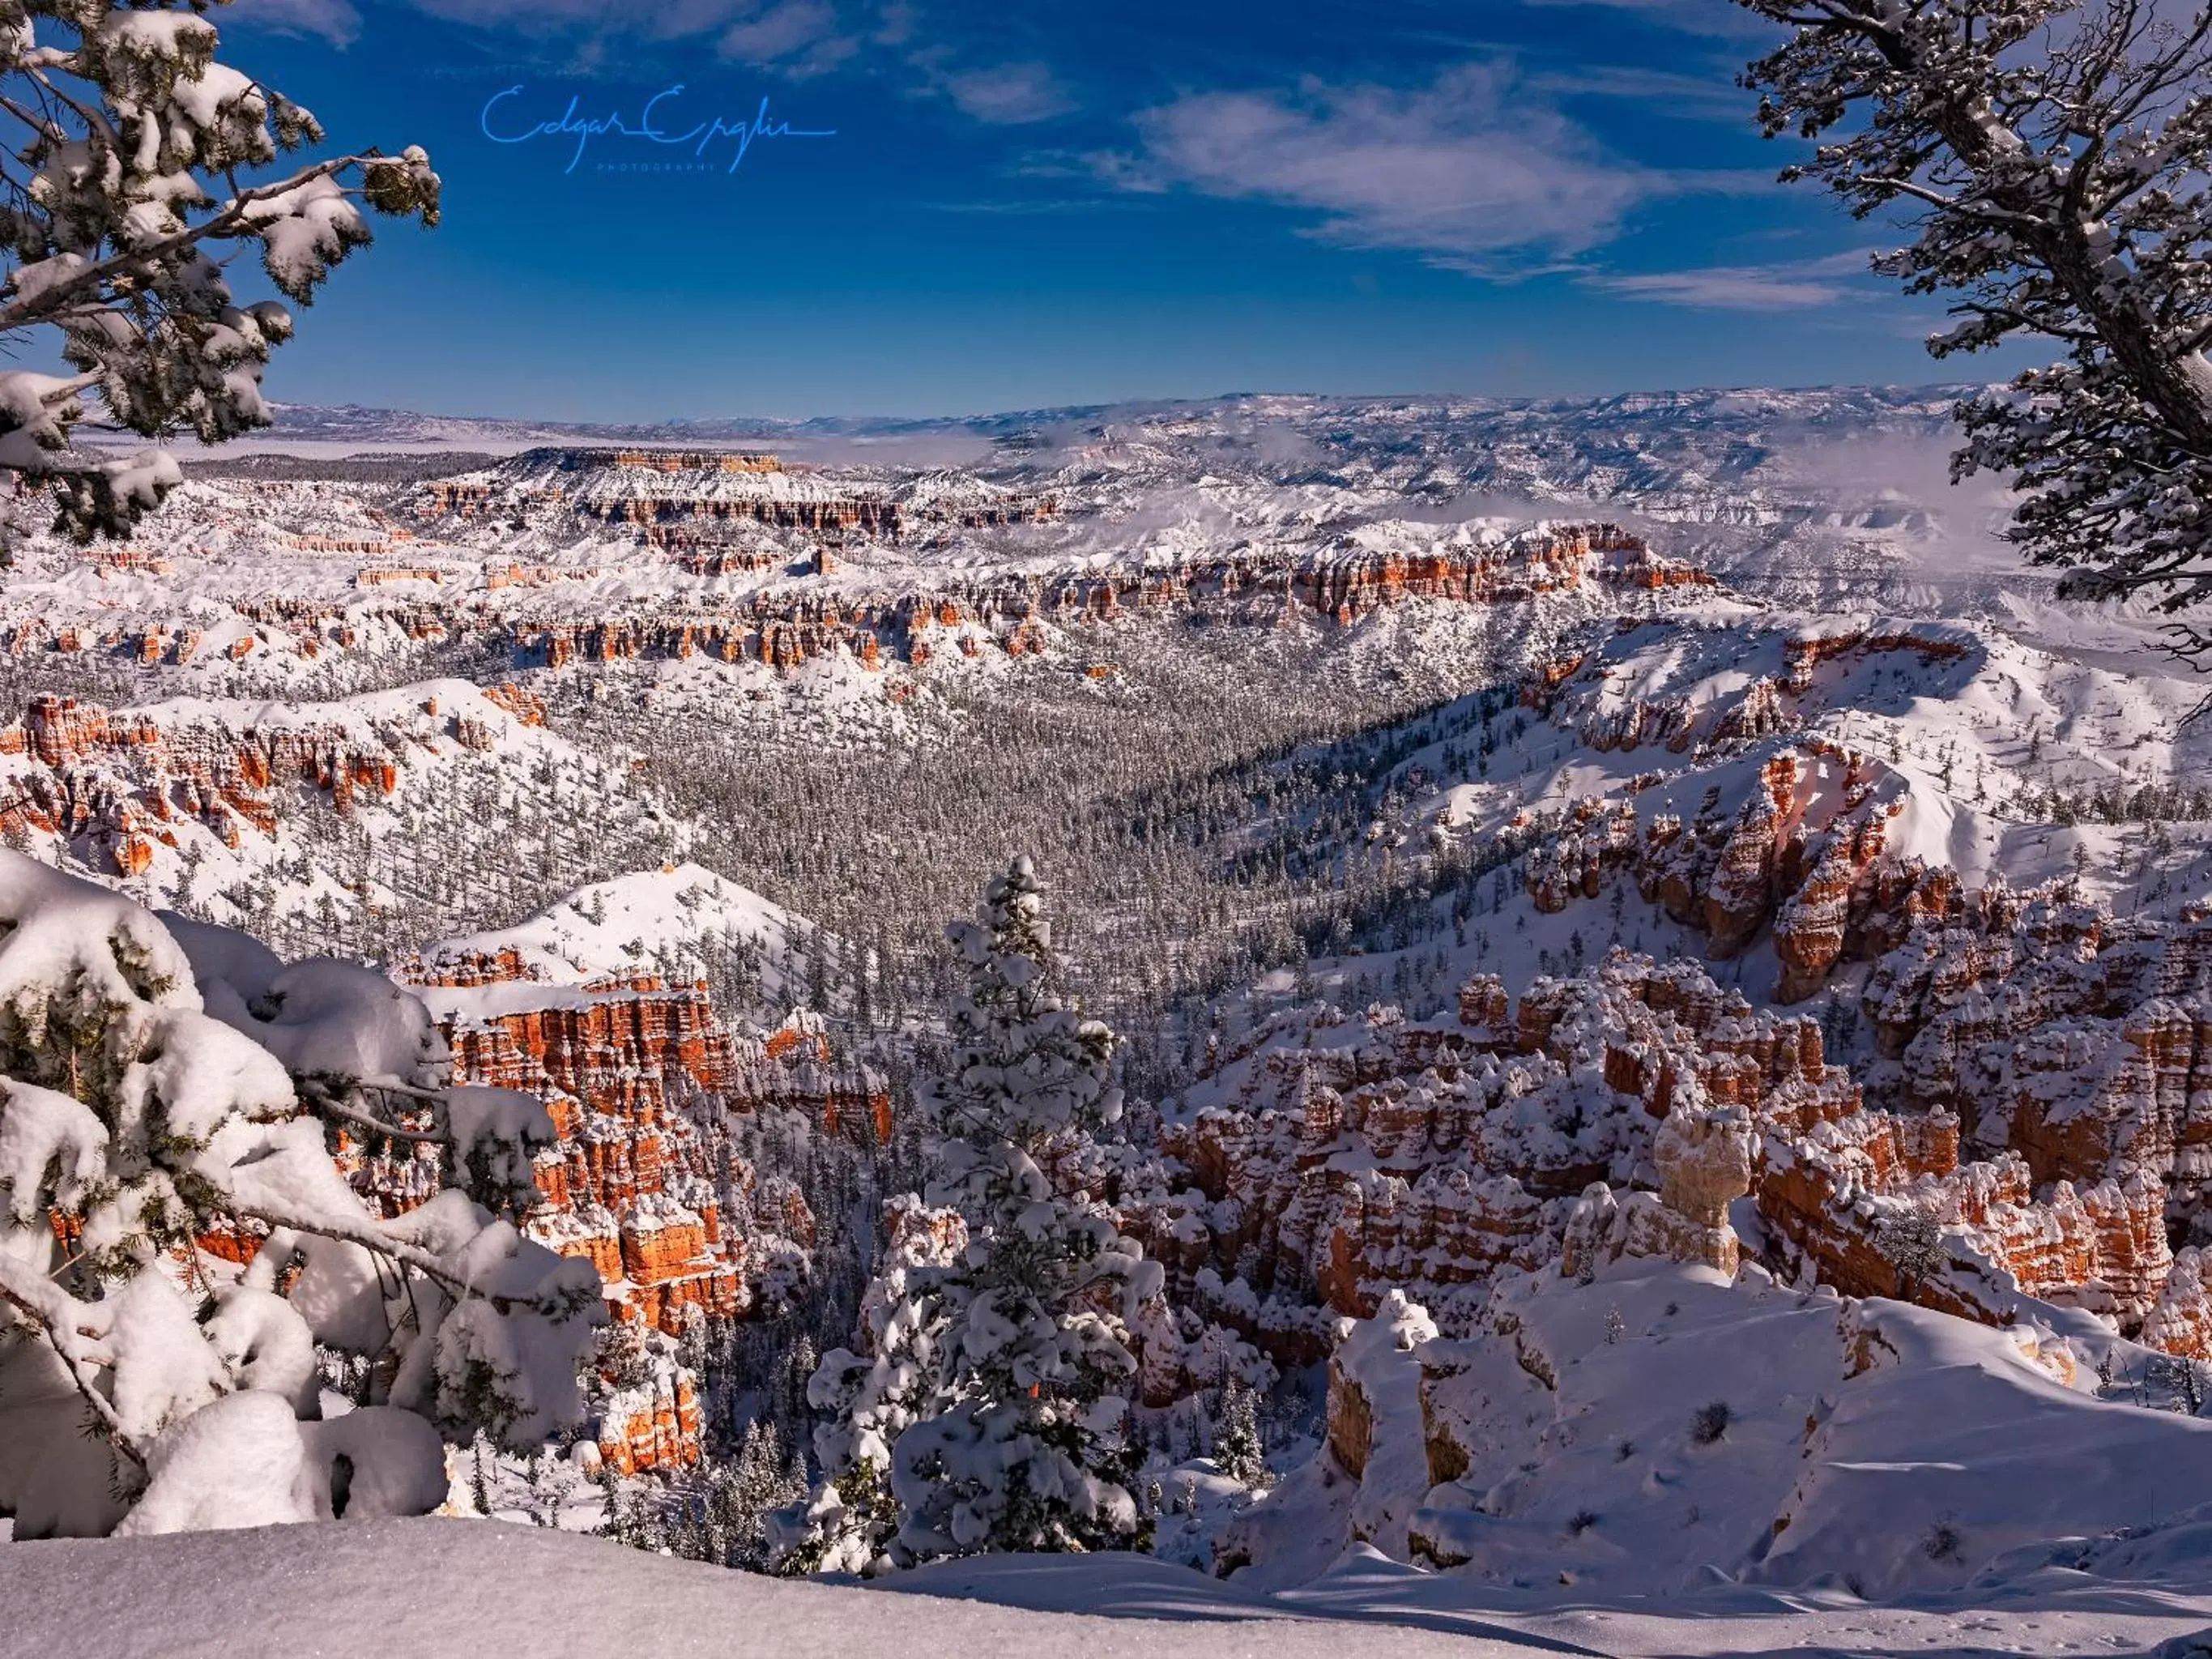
[[2, 1516, 2207, 1658], [1238, 1261, 2212, 1601], [0, 1519, 1549, 1659], [423, 862, 803, 987]]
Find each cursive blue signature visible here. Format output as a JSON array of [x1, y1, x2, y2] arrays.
[[480, 85, 835, 176]]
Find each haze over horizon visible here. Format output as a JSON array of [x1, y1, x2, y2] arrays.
[[247, 380, 1988, 433]]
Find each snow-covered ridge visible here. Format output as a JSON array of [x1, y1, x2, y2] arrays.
[[423, 862, 797, 983], [431, 446, 1046, 519], [1386, 600, 2212, 1009], [1232, 1257, 2212, 1605], [413, 863, 808, 1005], [0, 382, 2033, 683], [0, 677, 675, 947]]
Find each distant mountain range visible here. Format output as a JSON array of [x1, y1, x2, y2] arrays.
[[245, 384, 1981, 450]]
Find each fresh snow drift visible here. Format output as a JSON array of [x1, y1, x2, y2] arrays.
[[3, 1516, 2210, 1658], [422, 863, 806, 987]]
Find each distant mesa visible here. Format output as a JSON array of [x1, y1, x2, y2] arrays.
[[596, 449, 783, 475]]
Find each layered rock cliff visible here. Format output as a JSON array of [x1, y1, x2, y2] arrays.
[[0, 690, 446, 876], [1137, 941, 2212, 1364], [1, 522, 1707, 683], [1512, 623, 1997, 1003], [403, 955, 885, 1342]]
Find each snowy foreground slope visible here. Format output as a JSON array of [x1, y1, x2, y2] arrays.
[[0, 1519, 1548, 1659], [5, 1513, 2210, 1659], [1225, 1261, 2212, 1594]]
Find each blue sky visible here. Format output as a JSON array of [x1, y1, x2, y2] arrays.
[[214, 0, 1970, 420]]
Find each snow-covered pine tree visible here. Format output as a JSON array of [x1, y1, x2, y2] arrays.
[[1876, 1202, 1950, 1295], [772, 1194, 966, 1574], [721, 1418, 808, 1568], [786, 858, 1162, 1571], [1212, 1376, 1268, 1491], [892, 855, 1163, 1557], [1735, 0, 2212, 652], [0, 851, 603, 1537], [0, 0, 439, 539], [633, 1418, 807, 1571]]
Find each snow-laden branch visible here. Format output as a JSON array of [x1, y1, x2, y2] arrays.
[[0, 1, 439, 539], [0, 1254, 148, 1468], [1738, 0, 2212, 653], [0, 851, 600, 1537]]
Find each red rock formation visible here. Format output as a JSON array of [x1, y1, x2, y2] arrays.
[[1771, 817, 1887, 1002], [87, 547, 172, 575], [8, 522, 1709, 684], [1524, 800, 1639, 913], [2144, 1247, 2212, 1359], [1524, 736, 1960, 1004], [674, 545, 784, 573], [1153, 941, 2212, 1357], [1758, 1109, 2176, 1332], [484, 562, 604, 589], [1782, 624, 1973, 693], [611, 450, 782, 474], [0, 693, 450, 876], [586, 1332, 707, 1476], [1865, 891, 2212, 1237], [281, 535, 402, 554], [1142, 953, 1859, 1341], [405, 952, 883, 1335]]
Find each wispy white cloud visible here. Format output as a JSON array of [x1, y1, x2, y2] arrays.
[[901, 45, 1074, 125], [1585, 249, 1878, 309], [717, 0, 856, 74], [936, 60, 1074, 125], [1515, 0, 1784, 43], [224, 0, 362, 47], [1104, 63, 1745, 275], [402, 0, 882, 75], [1524, 62, 1755, 122]]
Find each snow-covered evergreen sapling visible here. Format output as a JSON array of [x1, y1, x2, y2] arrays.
[[1212, 1376, 1268, 1491], [1877, 1204, 1950, 1295], [0, 0, 440, 539], [790, 857, 1163, 1569], [0, 852, 604, 1537], [616, 1418, 807, 1571], [772, 1192, 964, 1573]]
